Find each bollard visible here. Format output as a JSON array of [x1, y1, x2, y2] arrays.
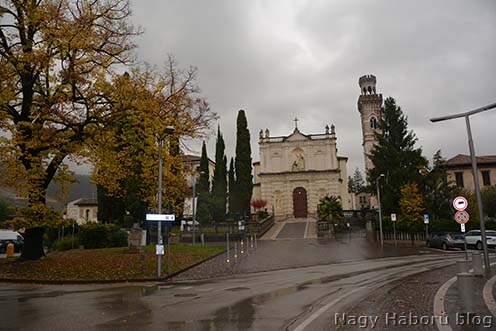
[[6, 243, 14, 257], [456, 260, 469, 274], [457, 273, 475, 312], [472, 252, 483, 276], [234, 242, 238, 260]]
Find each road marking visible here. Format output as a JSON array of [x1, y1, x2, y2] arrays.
[[293, 288, 362, 331], [483, 274, 496, 317], [178, 286, 192, 290], [159, 285, 174, 289]]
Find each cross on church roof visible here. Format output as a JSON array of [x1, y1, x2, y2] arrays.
[[294, 117, 299, 129]]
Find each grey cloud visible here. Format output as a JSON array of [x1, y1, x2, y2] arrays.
[[129, 0, 496, 175]]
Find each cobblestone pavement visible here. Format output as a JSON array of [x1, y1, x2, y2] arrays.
[[335, 264, 458, 330]]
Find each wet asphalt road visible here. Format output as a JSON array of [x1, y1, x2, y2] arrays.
[[0, 253, 461, 330], [0, 235, 466, 331]]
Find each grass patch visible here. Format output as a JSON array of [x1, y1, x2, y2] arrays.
[[0, 244, 224, 281]]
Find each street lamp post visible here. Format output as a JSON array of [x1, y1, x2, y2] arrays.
[[431, 102, 496, 273], [156, 125, 175, 278], [192, 176, 196, 245], [376, 174, 385, 246]]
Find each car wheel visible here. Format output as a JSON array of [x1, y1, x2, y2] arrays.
[[476, 241, 483, 250], [442, 243, 448, 250]]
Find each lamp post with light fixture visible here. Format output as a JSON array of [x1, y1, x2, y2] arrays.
[[430, 102, 496, 273]]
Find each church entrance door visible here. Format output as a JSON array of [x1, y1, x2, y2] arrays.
[[293, 187, 308, 218]]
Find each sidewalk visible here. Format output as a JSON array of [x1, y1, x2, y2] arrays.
[[334, 258, 496, 330]]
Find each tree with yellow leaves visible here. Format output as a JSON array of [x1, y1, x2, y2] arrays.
[[90, 59, 216, 226], [0, 0, 140, 260], [398, 183, 424, 232]]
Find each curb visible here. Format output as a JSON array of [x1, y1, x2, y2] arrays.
[[0, 249, 227, 285]]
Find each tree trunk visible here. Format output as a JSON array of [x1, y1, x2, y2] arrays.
[[19, 227, 45, 261]]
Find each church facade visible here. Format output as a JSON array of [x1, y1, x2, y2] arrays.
[[252, 123, 351, 221]]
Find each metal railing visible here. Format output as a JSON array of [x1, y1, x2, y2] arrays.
[[246, 214, 274, 236]]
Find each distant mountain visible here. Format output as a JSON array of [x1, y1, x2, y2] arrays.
[[0, 174, 96, 211]]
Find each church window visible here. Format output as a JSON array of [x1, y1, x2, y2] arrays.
[[370, 117, 377, 129]]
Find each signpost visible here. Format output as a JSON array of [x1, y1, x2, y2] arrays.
[[452, 198, 469, 261], [423, 214, 429, 241], [391, 213, 397, 247], [147, 213, 175, 277]]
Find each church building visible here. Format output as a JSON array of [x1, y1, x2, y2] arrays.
[[252, 121, 351, 221]]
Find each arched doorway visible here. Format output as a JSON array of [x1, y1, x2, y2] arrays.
[[293, 187, 308, 218]]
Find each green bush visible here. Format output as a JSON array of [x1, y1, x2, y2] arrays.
[[110, 229, 129, 247], [257, 210, 269, 220], [79, 223, 128, 249], [53, 236, 79, 251]]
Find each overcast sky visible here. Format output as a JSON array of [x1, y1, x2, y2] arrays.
[[130, 0, 496, 176]]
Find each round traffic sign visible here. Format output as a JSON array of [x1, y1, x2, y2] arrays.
[[453, 196, 468, 211], [455, 210, 469, 224]]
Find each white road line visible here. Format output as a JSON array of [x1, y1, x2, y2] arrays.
[[483, 274, 496, 317], [178, 286, 192, 290], [292, 288, 362, 331]]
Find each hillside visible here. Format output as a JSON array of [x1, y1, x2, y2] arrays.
[[0, 174, 97, 210]]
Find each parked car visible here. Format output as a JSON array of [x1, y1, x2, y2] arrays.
[[464, 230, 496, 250], [0, 230, 24, 254], [426, 232, 465, 250]]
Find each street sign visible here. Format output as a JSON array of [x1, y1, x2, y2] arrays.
[[391, 213, 397, 222], [146, 214, 175, 222], [156, 244, 164, 255], [460, 224, 466, 233], [423, 214, 429, 224], [455, 210, 470, 224], [453, 196, 468, 212]]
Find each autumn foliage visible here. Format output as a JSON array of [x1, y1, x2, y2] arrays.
[[399, 183, 424, 231], [0, 1, 215, 260]]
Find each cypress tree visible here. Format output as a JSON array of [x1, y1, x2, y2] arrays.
[[234, 110, 253, 217], [196, 141, 211, 223], [228, 157, 236, 215], [211, 127, 227, 222]]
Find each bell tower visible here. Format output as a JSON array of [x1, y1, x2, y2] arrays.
[[358, 74, 382, 176]]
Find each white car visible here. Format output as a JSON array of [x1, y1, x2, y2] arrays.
[[0, 230, 24, 253], [464, 230, 496, 250]]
